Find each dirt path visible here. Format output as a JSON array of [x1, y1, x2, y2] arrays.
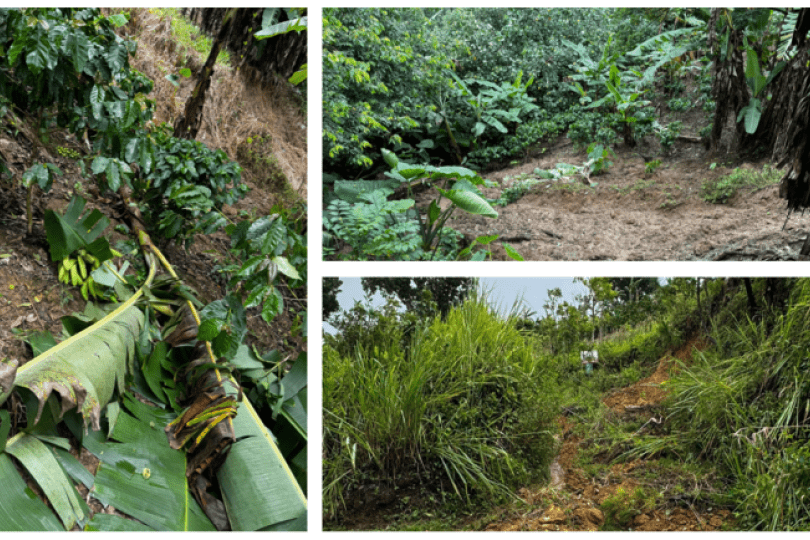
[[441, 136, 810, 261], [483, 336, 733, 531]]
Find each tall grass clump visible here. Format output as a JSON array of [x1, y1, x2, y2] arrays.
[[665, 278, 810, 530], [323, 294, 559, 520]]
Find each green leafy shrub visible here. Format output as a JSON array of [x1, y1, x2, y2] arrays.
[[324, 188, 423, 260], [667, 97, 691, 112], [323, 9, 625, 175], [598, 321, 678, 371], [644, 159, 662, 174], [134, 129, 245, 244], [585, 143, 614, 175], [658, 120, 682, 150], [324, 151, 512, 261], [496, 176, 542, 206], [0, 8, 155, 233], [219, 210, 306, 324], [566, 110, 608, 145]]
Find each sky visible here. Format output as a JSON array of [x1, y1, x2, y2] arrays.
[[323, 277, 590, 334]]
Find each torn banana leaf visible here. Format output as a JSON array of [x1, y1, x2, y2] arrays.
[[0, 258, 155, 428], [217, 397, 307, 531], [81, 397, 215, 531]]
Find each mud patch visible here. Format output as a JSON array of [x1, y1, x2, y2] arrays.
[[441, 135, 805, 261], [604, 335, 709, 413]]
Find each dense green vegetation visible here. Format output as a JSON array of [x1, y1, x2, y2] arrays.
[[324, 290, 559, 521], [324, 277, 810, 531], [323, 8, 809, 260], [0, 8, 306, 530]]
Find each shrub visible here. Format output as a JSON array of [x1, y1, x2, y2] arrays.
[[585, 143, 614, 175], [667, 97, 691, 112], [658, 120, 682, 150], [665, 279, 810, 530], [135, 129, 245, 244]]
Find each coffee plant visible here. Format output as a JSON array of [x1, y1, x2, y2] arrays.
[[133, 128, 245, 245], [218, 209, 307, 324], [0, 8, 248, 246]]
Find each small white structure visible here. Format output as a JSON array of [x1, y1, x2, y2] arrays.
[[580, 350, 599, 364]]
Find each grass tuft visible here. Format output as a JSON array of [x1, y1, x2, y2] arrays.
[[148, 8, 231, 67], [700, 164, 782, 204]]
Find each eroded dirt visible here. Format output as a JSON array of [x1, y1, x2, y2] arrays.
[[484, 336, 733, 532], [442, 132, 808, 261]]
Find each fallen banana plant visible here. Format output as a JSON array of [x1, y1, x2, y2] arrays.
[[217, 393, 308, 530], [78, 394, 216, 531], [0, 254, 156, 429], [131, 212, 306, 529]]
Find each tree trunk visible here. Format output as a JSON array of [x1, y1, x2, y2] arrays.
[[743, 278, 757, 316], [623, 122, 635, 148], [775, 10, 810, 254], [182, 8, 307, 81], [709, 14, 749, 152], [739, 10, 810, 158], [173, 9, 236, 140]]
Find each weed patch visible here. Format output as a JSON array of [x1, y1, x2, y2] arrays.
[[148, 8, 231, 66], [700, 164, 781, 204]]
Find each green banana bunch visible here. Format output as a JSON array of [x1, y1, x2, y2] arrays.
[[57, 248, 123, 300]]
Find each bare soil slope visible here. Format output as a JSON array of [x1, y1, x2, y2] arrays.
[[444, 136, 808, 261]]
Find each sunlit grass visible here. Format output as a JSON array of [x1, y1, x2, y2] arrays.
[[148, 8, 231, 67]]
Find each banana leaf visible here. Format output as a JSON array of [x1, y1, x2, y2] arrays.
[[81, 396, 215, 531], [0, 453, 63, 531], [4, 432, 88, 530], [0, 258, 155, 428], [217, 397, 307, 531], [84, 514, 154, 531]]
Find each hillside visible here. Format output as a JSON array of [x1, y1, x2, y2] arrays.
[[0, 8, 306, 531], [323, 8, 810, 261], [323, 277, 809, 531]]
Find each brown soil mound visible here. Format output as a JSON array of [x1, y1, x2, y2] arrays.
[[604, 335, 710, 412]]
